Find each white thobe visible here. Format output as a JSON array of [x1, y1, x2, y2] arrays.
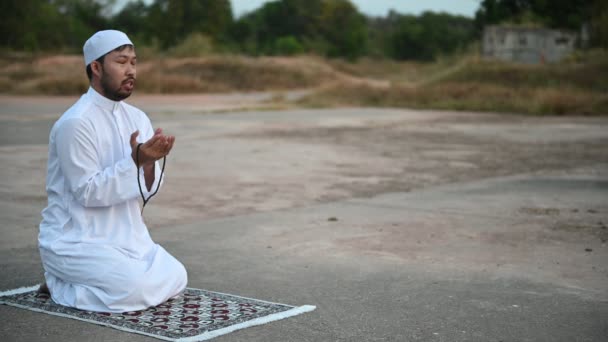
[[39, 87, 187, 313]]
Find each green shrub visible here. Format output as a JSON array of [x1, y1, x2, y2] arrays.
[[169, 33, 214, 58], [274, 36, 304, 56]]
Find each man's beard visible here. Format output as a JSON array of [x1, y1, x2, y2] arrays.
[[100, 70, 135, 101]]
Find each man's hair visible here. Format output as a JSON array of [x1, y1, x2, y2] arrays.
[[85, 44, 134, 81]]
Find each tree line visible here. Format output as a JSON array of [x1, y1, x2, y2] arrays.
[[1, 0, 606, 61]]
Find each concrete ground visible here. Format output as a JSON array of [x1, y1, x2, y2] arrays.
[[0, 93, 607, 341]]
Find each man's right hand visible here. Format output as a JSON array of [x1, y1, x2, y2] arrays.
[[130, 129, 175, 166]]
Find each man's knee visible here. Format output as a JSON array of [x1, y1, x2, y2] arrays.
[[175, 261, 188, 291]]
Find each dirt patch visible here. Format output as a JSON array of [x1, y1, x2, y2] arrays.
[[519, 207, 561, 216], [552, 220, 608, 243], [1, 103, 607, 235], [229, 120, 608, 203]]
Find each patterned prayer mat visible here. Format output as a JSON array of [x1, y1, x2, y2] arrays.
[[0, 285, 315, 341]]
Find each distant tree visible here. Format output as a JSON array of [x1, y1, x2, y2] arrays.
[[230, 0, 367, 59], [113, 0, 153, 43], [228, 14, 261, 54], [148, 0, 233, 48], [589, 1, 608, 48], [319, 0, 367, 59], [196, 0, 233, 41], [54, 0, 113, 47], [366, 10, 401, 58], [0, 0, 110, 51], [230, 0, 323, 54], [0, 0, 57, 50], [388, 12, 474, 61], [274, 36, 304, 56], [529, 0, 588, 30], [474, 0, 592, 32]]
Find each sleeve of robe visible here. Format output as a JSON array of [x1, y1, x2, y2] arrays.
[[55, 117, 142, 208]]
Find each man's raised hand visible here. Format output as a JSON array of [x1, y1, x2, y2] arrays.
[[130, 129, 176, 166]]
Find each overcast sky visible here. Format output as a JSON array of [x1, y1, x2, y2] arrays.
[[231, 0, 480, 18]]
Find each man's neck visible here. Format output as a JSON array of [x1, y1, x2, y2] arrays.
[[90, 83, 112, 101]]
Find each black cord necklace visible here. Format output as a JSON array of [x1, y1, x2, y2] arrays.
[[136, 143, 166, 214]]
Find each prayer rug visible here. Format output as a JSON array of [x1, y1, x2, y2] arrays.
[[0, 285, 315, 341]]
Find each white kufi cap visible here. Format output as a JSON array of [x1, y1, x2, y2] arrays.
[[83, 30, 133, 66]]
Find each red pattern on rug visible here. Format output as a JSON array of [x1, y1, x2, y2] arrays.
[[1, 287, 297, 340]]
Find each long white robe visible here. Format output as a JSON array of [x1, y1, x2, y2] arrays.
[[39, 87, 187, 313]]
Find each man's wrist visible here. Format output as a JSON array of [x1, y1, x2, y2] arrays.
[[131, 145, 139, 165], [131, 143, 148, 166], [131, 144, 161, 167]]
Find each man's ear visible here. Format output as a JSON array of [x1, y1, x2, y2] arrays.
[[91, 61, 103, 79]]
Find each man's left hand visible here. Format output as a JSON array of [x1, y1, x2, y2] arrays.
[[130, 128, 175, 166]]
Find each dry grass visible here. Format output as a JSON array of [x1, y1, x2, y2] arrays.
[[326, 55, 470, 86], [141, 56, 337, 92], [0, 55, 89, 95], [0, 54, 344, 95], [440, 58, 608, 93], [0, 50, 605, 115], [299, 81, 608, 115], [301, 50, 608, 115]]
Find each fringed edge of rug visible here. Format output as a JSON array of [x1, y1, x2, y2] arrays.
[[0, 285, 316, 342], [0, 284, 40, 297], [0, 300, 181, 341], [0, 284, 177, 341], [175, 304, 317, 342]]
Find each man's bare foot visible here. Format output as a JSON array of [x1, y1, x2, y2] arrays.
[[38, 283, 50, 295]]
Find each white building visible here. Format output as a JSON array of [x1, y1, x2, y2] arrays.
[[482, 25, 577, 64]]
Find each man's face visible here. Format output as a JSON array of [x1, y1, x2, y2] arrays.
[[98, 46, 137, 101]]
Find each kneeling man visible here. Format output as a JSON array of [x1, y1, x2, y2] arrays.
[[38, 30, 187, 313]]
